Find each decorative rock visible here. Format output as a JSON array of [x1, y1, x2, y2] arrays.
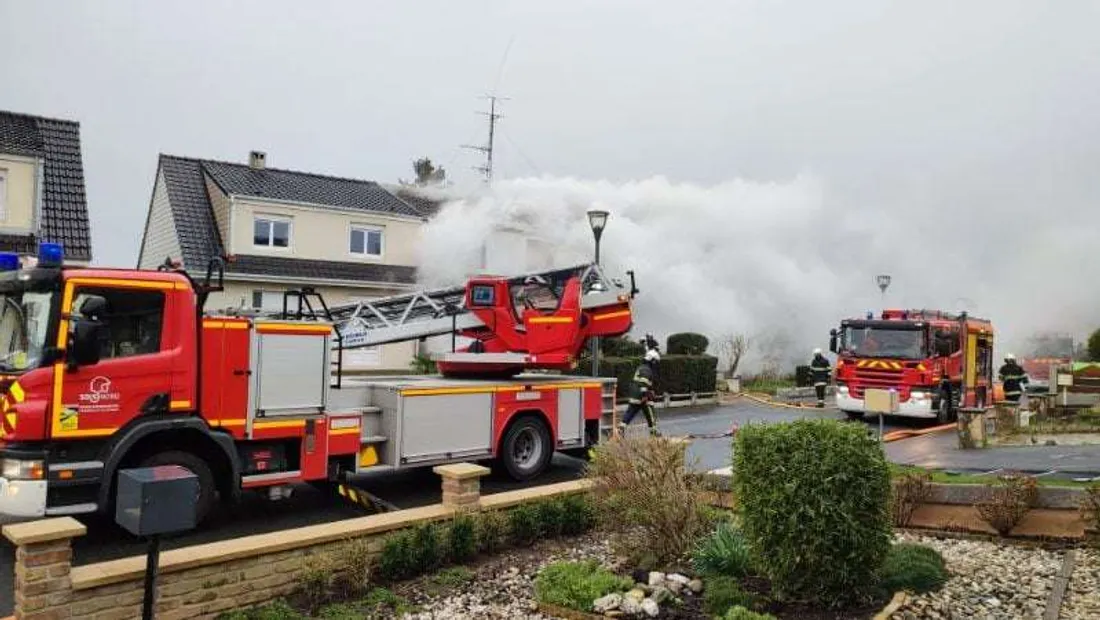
[[621, 596, 643, 616], [667, 580, 683, 594], [641, 598, 660, 617], [667, 573, 691, 585], [647, 571, 666, 587], [650, 586, 673, 604], [688, 578, 704, 594], [625, 588, 646, 601], [593, 593, 622, 613]]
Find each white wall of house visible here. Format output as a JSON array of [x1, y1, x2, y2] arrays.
[[137, 169, 184, 270], [229, 196, 423, 264], [208, 280, 416, 372]]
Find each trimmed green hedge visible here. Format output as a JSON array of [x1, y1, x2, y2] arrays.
[[600, 336, 647, 357], [668, 332, 710, 355], [733, 419, 892, 606], [572, 354, 718, 397]]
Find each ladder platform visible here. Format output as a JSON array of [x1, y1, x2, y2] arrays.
[[361, 434, 388, 445]]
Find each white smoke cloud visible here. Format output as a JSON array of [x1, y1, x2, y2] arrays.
[[416, 173, 1100, 371]]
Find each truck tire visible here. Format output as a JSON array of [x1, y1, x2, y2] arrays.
[[140, 450, 217, 525], [499, 416, 553, 482]]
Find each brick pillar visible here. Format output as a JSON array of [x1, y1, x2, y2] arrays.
[[433, 462, 490, 511], [3, 517, 87, 620]]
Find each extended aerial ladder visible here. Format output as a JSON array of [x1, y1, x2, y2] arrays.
[[269, 263, 638, 379]]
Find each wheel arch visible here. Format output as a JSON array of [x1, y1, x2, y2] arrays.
[[495, 408, 554, 456], [96, 416, 242, 511]]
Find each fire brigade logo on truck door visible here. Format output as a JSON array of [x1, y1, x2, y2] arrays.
[[77, 376, 121, 412]]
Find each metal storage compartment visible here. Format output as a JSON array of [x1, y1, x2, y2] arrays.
[[252, 327, 330, 417]]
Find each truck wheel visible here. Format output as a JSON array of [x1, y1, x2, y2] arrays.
[[499, 417, 553, 482], [936, 395, 957, 424], [140, 451, 217, 524]]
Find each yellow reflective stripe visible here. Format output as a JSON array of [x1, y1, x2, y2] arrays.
[[204, 321, 249, 330], [210, 419, 246, 427], [9, 382, 24, 403], [401, 382, 601, 397], [593, 310, 631, 321], [170, 400, 191, 410], [253, 420, 307, 430], [66, 277, 183, 291], [329, 428, 360, 436], [255, 323, 332, 334], [528, 316, 574, 324]]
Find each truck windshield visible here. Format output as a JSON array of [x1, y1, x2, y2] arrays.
[[0, 291, 53, 371], [843, 327, 924, 360]]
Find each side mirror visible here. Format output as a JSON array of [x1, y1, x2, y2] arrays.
[[70, 320, 104, 367], [829, 329, 838, 354]]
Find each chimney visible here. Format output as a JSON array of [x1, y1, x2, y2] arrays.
[[249, 150, 267, 170]]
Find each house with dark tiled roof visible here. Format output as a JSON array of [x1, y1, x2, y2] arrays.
[[137, 150, 429, 370], [0, 111, 92, 263]]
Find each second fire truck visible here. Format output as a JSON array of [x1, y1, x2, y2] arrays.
[[830, 309, 995, 422]]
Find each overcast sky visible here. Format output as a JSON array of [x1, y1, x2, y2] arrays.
[[3, 0, 1099, 350]]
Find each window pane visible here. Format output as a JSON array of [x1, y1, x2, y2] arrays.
[[350, 229, 364, 254], [76, 288, 165, 359], [272, 221, 290, 248], [253, 219, 270, 246], [251, 291, 263, 309], [366, 230, 382, 256]]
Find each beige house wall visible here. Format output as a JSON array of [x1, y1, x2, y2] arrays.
[[228, 196, 423, 265], [137, 169, 183, 269], [0, 153, 39, 232]]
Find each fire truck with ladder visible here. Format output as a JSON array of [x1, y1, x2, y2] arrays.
[[829, 309, 995, 423], [0, 243, 636, 523]]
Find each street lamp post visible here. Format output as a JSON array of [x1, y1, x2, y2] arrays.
[[587, 209, 609, 377]]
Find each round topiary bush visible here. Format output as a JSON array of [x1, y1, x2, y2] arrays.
[[733, 419, 892, 606], [878, 543, 949, 594], [667, 332, 710, 355]]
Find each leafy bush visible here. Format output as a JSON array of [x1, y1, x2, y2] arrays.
[[977, 473, 1038, 536], [878, 543, 949, 594], [447, 513, 477, 563], [559, 493, 597, 535], [332, 537, 374, 597], [536, 499, 566, 537], [692, 521, 754, 578], [409, 353, 437, 374], [357, 587, 415, 617], [429, 566, 475, 589], [411, 523, 443, 573], [1081, 484, 1100, 535], [703, 576, 758, 616], [298, 556, 334, 611], [476, 509, 508, 554], [602, 336, 646, 357], [734, 419, 892, 606], [668, 332, 710, 355], [722, 607, 777, 620], [587, 434, 708, 565], [534, 561, 633, 611], [571, 354, 718, 396], [378, 530, 417, 581], [892, 471, 933, 527], [509, 503, 542, 546]]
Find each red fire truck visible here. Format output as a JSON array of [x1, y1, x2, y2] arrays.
[[0, 244, 634, 523], [829, 309, 995, 423]]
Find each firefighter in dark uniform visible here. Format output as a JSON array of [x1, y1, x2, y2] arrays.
[[811, 348, 831, 408], [998, 353, 1029, 404], [621, 348, 661, 436]]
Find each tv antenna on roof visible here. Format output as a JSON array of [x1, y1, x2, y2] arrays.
[[875, 274, 891, 305]]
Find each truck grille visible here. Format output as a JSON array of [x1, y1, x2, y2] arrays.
[[850, 367, 905, 398]]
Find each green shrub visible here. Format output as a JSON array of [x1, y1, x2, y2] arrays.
[[571, 354, 718, 396], [509, 504, 541, 546], [668, 332, 710, 355], [692, 522, 754, 578], [587, 435, 708, 565], [429, 566, 475, 588], [358, 587, 415, 617], [217, 600, 304, 620], [722, 607, 777, 620], [878, 543, 949, 594], [298, 556, 334, 611], [534, 561, 633, 611], [703, 576, 758, 616], [602, 336, 646, 357], [332, 537, 373, 597], [536, 499, 566, 537], [559, 493, 597, 535], [476, 509, 508, 554], [447, 513, 477, 563], [411, 523, 443, 573], [734, 418, 892, 606], [378, 530, 416, 581]]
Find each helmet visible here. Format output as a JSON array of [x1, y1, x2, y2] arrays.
[[644, 349, 660, 363], [1005, 353, 1016, 361], [813, 348, 822, 356]]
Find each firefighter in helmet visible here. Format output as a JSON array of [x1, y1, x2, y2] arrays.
[[622, 348, 661, 436], [998, 353, 1029, 404], [810, 348, 832, 408]]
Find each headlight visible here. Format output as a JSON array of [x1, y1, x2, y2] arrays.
[[1, 458, 44, 481], [838, 385, 849, 394]]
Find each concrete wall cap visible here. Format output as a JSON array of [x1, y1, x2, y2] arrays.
[[3, 517, 87, 546], [433, 462, 491, 480]]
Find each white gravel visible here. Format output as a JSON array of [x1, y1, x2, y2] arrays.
[[399, 532, 619, 620], [888, 534, 1063, 620], [1061, 549, 1100, 620]]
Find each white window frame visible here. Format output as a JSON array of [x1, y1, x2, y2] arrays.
[[0, 168, 7, 223], [348, 224, 385, 259], [252, 215, 292, 250]]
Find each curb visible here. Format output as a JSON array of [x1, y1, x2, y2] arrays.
[[1043, 549, 1076, 620]]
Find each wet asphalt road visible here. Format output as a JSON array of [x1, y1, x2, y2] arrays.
[[4, 400, 1096, 615]]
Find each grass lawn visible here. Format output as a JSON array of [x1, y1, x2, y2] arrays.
[[890, 464, 1096, 488]]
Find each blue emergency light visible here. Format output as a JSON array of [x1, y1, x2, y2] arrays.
[[0, 253, 19, 272], [38, 242, 63, 267]]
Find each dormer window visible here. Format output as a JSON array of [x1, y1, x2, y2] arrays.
[[253, 216, 291, 248], [349, 224, 383, 257]]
